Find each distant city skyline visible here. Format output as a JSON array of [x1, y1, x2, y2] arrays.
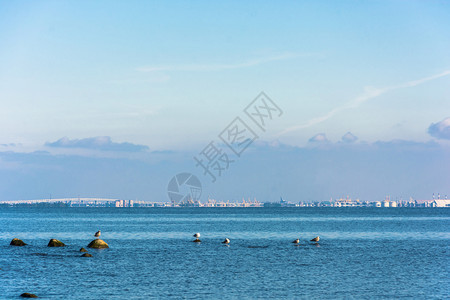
[[0, 1, 449, 201]]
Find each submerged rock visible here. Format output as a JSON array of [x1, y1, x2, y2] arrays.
[[81, 253, 93, 257], [20, 293, 38, 298], [87, 239, 109, 249], [10, 238, 27, 246], [192, 239, 201, 243], [30, 253, 48, 256], [79, 247, 88, 252], [47, 239, 65, 247]]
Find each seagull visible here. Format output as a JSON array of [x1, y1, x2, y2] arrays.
[[310, 236, 320, 242], [94, 230, 101, 239], [292, 238, 300, 244], [193, 233, 200, 238], [222, 238, 230, 244]]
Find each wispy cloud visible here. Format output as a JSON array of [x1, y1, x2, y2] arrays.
[[45, 136, 149, 152], [1, 143, 17, 147], [279, 70, 450, 136], [109, 74, 171, 84], [136, 53, 316, 72]]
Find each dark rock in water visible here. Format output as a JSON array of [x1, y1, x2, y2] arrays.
[[20, 293, 38, 298], [10, 238, 27, 246], [192, 239, 201, 243], [47, 239, 65, 247], [30, 253, 48, 256], [79, 247, 88, 252], [81, 253, 93, 257], [87, 239, 109, 249]]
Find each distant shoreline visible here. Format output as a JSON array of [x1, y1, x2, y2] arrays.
[[1, 197, 449, 208], [1, 202, 448, 208]]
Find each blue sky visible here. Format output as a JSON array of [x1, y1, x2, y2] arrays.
[[0, 1, 449, 202]]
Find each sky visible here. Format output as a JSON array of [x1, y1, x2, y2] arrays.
[[0, 1, 449, 202]]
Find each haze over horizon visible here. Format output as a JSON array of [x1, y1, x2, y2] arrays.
[[1, 1, 449, 202]]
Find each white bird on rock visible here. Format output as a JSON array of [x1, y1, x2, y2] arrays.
[[310, 236, 320, 242], [94, 230, 101, 239]]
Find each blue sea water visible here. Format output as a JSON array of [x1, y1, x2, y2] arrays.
[[0, 207, 449, 299]]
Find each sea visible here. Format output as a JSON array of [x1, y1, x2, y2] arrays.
[[0, 207, 449, 299]]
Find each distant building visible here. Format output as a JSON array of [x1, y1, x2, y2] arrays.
[[432, 200, 450, 207], [320, 201, 332, 207], [415, 200, 433, 207], [333, 197, 366, 207]]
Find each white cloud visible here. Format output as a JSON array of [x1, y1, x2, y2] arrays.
[[428, 117, 450, 140], [45, 136, 149, 152], [308, 133, 329, 143], [136, 53, 315, 72], [109, 74, 171, 84], [279, 70, 450, 136], [342, 132, 358, 143]]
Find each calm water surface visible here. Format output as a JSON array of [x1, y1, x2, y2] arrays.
[[0, 207, 449, 299]]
